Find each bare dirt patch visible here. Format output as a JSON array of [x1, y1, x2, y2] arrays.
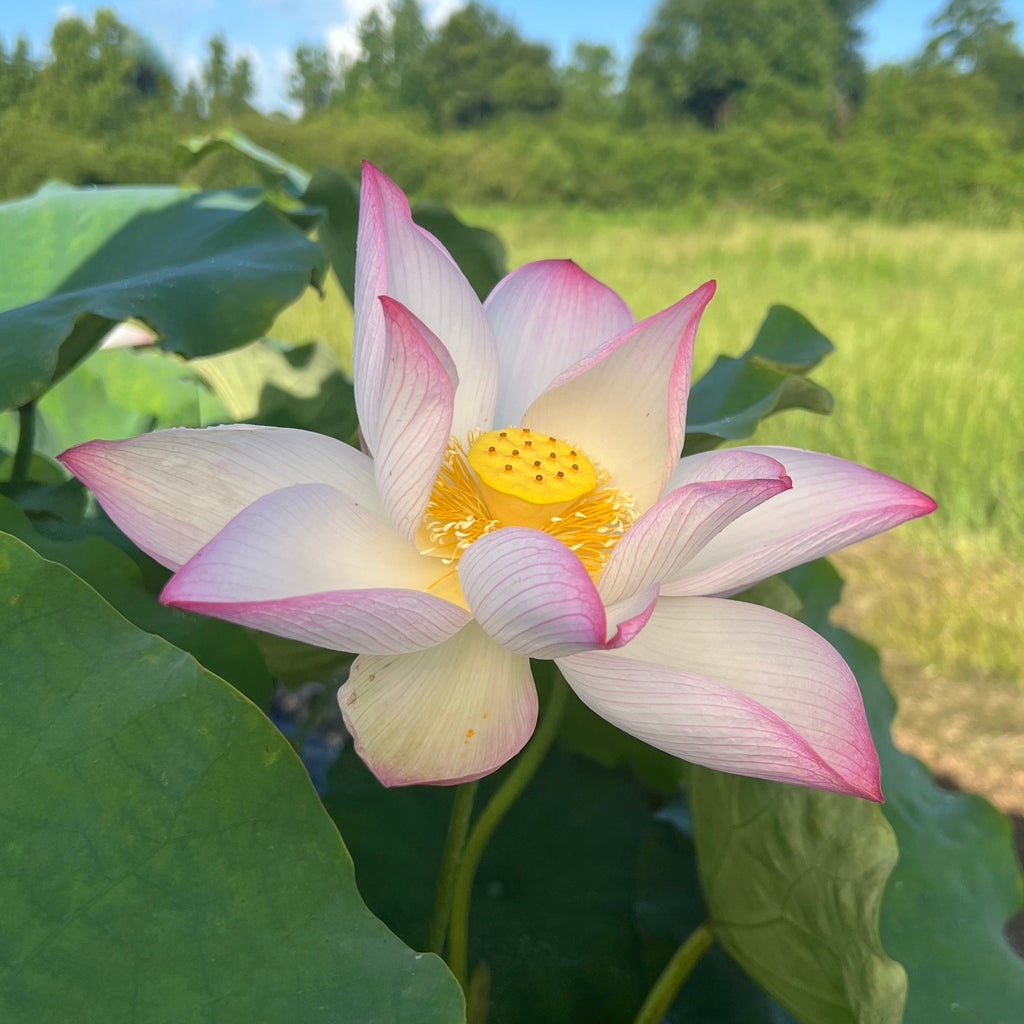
[[831, 537, 1023, 815]]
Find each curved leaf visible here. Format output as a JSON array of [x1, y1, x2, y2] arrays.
[[785, 559, 1024, 1024], [0, 533, 464, 1023], [0, 183, 325, 411], [683, 305, 834, 454], [689, 766, 907, 1024], [180, 129, 312, 196]]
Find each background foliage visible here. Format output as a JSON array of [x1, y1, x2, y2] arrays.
[[2, 0, 1024, 219]]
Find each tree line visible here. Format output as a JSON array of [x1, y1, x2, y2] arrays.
[[1, 0, 1022, 218]]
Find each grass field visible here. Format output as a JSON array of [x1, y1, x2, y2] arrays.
[[274, 208, 1024, 811]]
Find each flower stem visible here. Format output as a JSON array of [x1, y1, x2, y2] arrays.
[[10, 402, 36, 486], [446, 670, 570, 989], [427, 780, 479, 956], [631, 922, 715, 1024]]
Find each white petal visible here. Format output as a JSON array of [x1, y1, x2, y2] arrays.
[[354, 163, 498, 450], [161, 483, 469, 654], [523, 281, 716, 514], [458, 527, 608, 657], [663, 446, 937, 596], [666, 447, 789, 489], [558, 596, 881, 799], [485, 259, 634, 427], [598, 475, 791, 607], [339, 622, 538, 786], [59, 426, 378, 571], [373, 296, 457, 540]]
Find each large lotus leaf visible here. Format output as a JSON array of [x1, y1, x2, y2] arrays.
[[683, 305, 834, 454], [0, 347, 228, 460], [0, 532, 464, 1023], [0, 183, 325, 411], [0, 496, 272, 707], [785, 559, 1024, 1023], [688, 767, 907, 1024], [191, 337, 358, 443]]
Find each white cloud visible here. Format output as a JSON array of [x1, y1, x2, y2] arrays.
[[425, 0, 464, 31], [326, 22, 360, 62]]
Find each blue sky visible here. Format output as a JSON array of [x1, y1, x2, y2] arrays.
[[3, 0, 1024, 113]]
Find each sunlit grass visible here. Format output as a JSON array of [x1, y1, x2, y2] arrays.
[[274, 207, 1024, 692]]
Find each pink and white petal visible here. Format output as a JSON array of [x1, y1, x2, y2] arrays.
[[161, 483, 469, 654], [354, 163, 498, 451], [459, 527, 607, 657], [665, 447, 789, 489], [558, 596, 881, 799], [523, 281, 716, 514], [485, 259, 634, 427], [374, 296, 457, 540], [99, 321, 156, 349], [58, 425, 379, 571], [662, 446, 937, 597], [339, 622, 538, 786], [604, 585, 660, 649], [598, 475, 792, 607]]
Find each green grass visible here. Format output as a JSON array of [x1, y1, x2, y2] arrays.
[[274, 207, 1024, 693]]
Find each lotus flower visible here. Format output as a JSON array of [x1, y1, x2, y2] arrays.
[[59, 164, 935, 798]]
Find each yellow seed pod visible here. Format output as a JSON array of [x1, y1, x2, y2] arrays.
[[468, 426, 597, 509]]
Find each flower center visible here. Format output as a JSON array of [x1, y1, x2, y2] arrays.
[[419, 426, 634, 603], [467, 426, 598, 521]]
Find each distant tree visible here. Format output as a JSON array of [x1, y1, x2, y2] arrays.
[[346, 7, 390, 96], [201, 34, 256, 119], [420, 2, 561, 126], [921, 0, 1024, 121], [625, 0, 840, 128], [923, 0, 1018, 69], [203, 33, 230, 112], [0, 36, 37, 112], [342, 0, 430, 110], [227, 54, 255, 114], [823, 0, 875, 106], [179, 76, 205, 120], [561, 42, 618, 119], [29, 8, 174, 135], [289, 44, 335, 115], [390, 0, 430, 109]]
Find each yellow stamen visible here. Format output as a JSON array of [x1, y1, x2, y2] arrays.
[[419, 428, 635, 601]]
